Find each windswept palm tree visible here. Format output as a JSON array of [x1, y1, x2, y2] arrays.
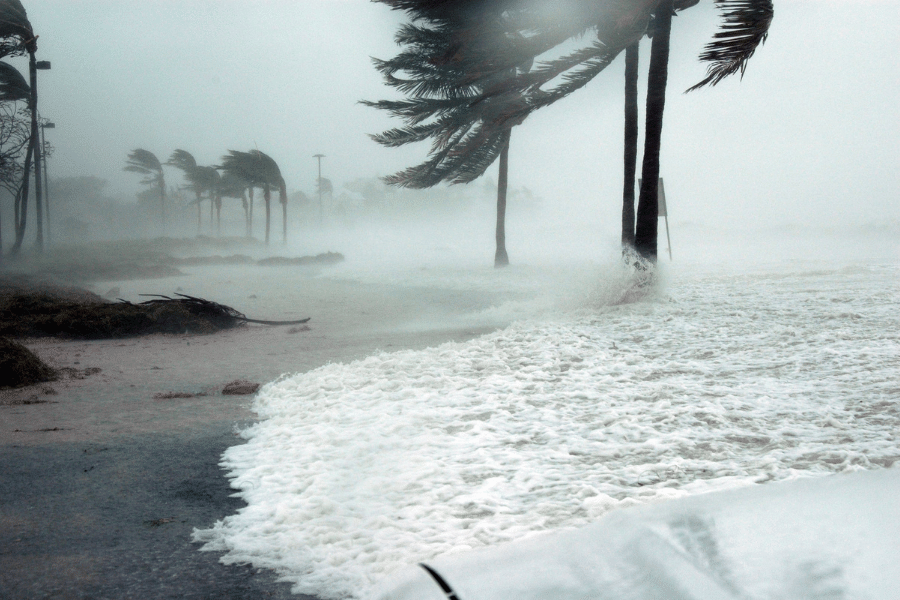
[[365, 18, 532, 268], [194, 165, 221, 234], [0, 60, 28, 256], [166, 149, 204, 231], [124, 149, 167, 227], [218, 171, 251, 237], [219, 149, 287, 245], [372, 0, 774, 262], [0, 0, 39, 255]]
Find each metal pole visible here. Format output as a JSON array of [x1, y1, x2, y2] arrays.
[[313, 154, 324, 223], [41, 122, 54, 246], [658, 177, 672, 261]]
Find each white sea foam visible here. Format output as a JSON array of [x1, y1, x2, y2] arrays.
[[194, 258, 899, 600]]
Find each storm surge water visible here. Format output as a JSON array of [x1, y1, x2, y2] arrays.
[[193, 245, 899, 600]]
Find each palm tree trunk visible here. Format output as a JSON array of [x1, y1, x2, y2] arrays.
[[196, 190, 202, 232], [280, 185, 287, 244], [622, 42, 639, 250], [264, 184, 271, 245], [634, 0, 673, 262], [157, 171, 166, 231], [11, 134, 36, 255], [215, 196, 221, 236], [248, 187, 255, 238], [494, 129, 511, 268], [242, 191, 250, 237]]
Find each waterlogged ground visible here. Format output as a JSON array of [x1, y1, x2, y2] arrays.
[[194, 245, 899, 600]]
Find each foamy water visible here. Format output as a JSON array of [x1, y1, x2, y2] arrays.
[[194, 250, 899, 599]]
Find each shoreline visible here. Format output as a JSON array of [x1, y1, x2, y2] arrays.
[[1, 259, 509, 599]]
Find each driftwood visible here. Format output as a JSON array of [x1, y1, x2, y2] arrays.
[[135, 294, 311, 325]]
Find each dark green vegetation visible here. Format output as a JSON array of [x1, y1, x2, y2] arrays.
[[368, 0, 774, 263], [0, 237, 337, 340], [0, 291, 246, 339], [0, 335, 56, 388]]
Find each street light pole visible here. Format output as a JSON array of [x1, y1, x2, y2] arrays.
[[313, 153, 325, 223], [40, 120, 55, 245], [32, 59, 50, 252]]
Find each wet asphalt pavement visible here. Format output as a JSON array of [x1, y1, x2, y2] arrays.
[[1, 427, 315, 600]]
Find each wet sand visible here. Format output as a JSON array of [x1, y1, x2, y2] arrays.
[[1, 267, 509, 599]]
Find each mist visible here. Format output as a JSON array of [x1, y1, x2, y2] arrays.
[[0, 0, 893, 268]]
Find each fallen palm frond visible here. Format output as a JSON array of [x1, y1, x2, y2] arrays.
[[135, 294, 311, 326], [0, 287, 310, 339]]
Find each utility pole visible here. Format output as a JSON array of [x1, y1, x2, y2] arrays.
[[40, 120, 55, 246], [313, 153, 325, 224], [32, 59, 51, 252]]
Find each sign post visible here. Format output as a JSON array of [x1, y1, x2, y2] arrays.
[[658, 177, 672, 261], [637, 177, 673, 260]]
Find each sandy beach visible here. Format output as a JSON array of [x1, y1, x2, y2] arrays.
[[1, 257, 512, 599]]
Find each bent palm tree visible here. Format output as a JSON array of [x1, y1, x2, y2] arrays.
[[373, 0, 774, 263], [124, 149, 167, 227], [166, 149, 204, 231], [0, 0, 38, 256], [218, 171, 252, 237], [0, 60, 29, 256], [219, 150, 286, 244]]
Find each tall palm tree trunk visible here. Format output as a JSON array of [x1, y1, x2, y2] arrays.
[[196, 191, 202, 232], [215, 196, 221, 236], [157, 175, 165, 230], [634, 0, 673, 262], [248, 187, 255, 238], [263, 185, 271, 245], [494, 129, 511, 268], [241, 191, 250, 237], [622, 42, 639, 249], [11, 134, 36, 255], [281, 191, 287, 244]]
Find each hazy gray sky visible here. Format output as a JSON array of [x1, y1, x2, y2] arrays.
[[18, 0, 900, 233]]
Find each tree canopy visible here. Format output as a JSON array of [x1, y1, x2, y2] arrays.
[[367, 0, 773, 187]]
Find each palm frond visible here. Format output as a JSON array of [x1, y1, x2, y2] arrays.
[[687, 0, 773, 92], [124, 148, 163, 187], [0, 59, 28, 103], [166, 149, 197, 172], [0, 0, 34, 56]]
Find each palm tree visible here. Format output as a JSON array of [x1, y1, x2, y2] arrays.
[[219, 149, 286, 245], [0, 0, 38, 256], [218, 171, 251, 237], [373, 0, 774, 263], [166, 149, 204, 231], [195, 165, 221, 234], [0, 60, 29, 256], [365, 17, 532, 268], [124, 149, 167, 228]]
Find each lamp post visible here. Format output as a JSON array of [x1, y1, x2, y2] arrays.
[[313, 153, 325, 223], [40, 120, 55, 245], [32, 59, 50, 251]]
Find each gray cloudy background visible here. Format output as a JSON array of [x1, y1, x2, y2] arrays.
[[17, 0, 900, 236]]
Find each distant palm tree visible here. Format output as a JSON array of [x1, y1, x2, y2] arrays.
[[195, 165, 221, 234], [166, 149, 204, 231], [217, 171, 251, 237], [219, 149, 287, 244], [124, 149, 167, 227]]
